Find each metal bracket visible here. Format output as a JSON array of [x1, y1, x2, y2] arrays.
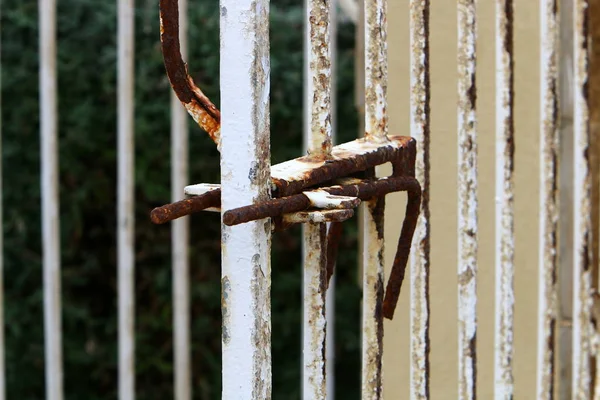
[[153, 0, 422, 320]]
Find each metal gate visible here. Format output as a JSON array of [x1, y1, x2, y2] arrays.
[[12, 0, 600, 398]]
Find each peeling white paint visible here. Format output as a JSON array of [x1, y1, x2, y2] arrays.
[[220, 1, 272, 398]]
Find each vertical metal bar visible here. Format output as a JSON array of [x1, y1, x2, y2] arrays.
[[537, 0, 560, 398], [572, 0, 593, 398], [325, 2, 337, 399], [39, 0, 63, 397], [303, 0, 332, 398], [118, 0, 135, 397], [171, 0, 190, 397], [494, 1, 515, 399], [457, 0, 477, 398], [362, 0, 386, 398], [409, 1, 431, 398], [220, 1, 271, 398]]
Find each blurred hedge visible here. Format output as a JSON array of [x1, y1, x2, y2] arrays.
[[1, 0, 361, 398]]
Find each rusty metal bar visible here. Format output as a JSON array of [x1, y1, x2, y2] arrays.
[[303, 0, 333, 397], [537, 0, 560, 398], [457, 1, 477, 398], [170, 0, 190, 397], [40, 0, 63, 397], [362, 0, 387, 396], [409, 1, 431, 398], [494, 1, 515, 399], [118, 0, 136, 398], [219, 0, 272, 398], [572, 0, 594, 398]]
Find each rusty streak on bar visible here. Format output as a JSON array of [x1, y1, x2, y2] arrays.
[[457, 0, 478, 398], [409, 0, 431, 398], [572, 0, 594, 398], [159, 0, 221, 145], [362, 0, 388, 396], [303, 0, 333, 398], [537, 0, 559, 398], [494, 1, 516, 398]]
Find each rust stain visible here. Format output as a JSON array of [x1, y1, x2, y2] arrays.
[[409, 0, 431, 398], [457, 0, 477, 398], [538, 0, 559, 398], [325, 222, 343, 288], [159, 0, 221, 145]]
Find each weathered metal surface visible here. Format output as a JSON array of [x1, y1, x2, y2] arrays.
[[364, 0, 388, 143], [573, 0, 594, 398], [271, 135, 415, 197], [170, 0, 190, 397], [223, 177, 418, 226], [305, 0, 333, 158], [457, 0, 477, 398], [220, 0, 272, 398], [40, 0, 63, 398], [362, 197, 385, 400], [303, 222, 328, 400], [537, 0, 559, 398], [362, 0, 387, 395], [159, 0, 221, 146], [118, 0, 136, 398], [494, 1, 515, 398], [303, 0, 333, 396], [283, 209, 354, 225], [409, 0, 431, 398]]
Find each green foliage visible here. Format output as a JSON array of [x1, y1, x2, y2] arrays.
[[1, 0, 360, 398]]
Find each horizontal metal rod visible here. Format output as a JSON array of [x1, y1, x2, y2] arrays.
[[151, 189, 221, 224], [223, 176, 420, 226]]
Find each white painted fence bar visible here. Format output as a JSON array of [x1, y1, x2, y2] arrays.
[[219, 1, 272, 398], [117, 0, 135, 398], [361, 0, 387, 398], [494, 1, 515, 399], [457, 0, 477, 398], [303, 0, 332, 398], [572, 0, 593, 398], [537, 0, 560, 398], [170, 0, 190, 397], [39, 0, 63, 397], [409, 1, 431, 398]]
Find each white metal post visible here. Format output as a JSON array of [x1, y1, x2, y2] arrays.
[[40, 0, 63, 398], [303, 0, 333, 398], [494, 1, 515, 399], [537, 0, 560, 398], [220, 1, 272, 398], [409, 1, 431, 398], [170, 0, 191, 398], [457, 1, 477, 398], [117, 0, 135, 398]]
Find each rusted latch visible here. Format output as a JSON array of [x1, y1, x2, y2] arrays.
[[152, 0, 422, 320]]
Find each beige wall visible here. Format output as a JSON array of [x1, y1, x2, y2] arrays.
[[383, 1, 542, 398]]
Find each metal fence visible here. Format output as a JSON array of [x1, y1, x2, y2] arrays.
[[14, 0, 600, 398]]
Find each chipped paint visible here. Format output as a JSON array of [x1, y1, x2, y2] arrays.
[[283, 209, 354, 225], [494, 1, 515, 398], [409, 1, 431, 398], [303, 190, 360, 210], [362, 197, 385, 400], [303, 223, 328, 400], [305, 0, 333, 157], [364, 0, 388, 142], [572, 0, 594, 398], [457, 0, 477, 398], [220, 0, 272, 398], [537, 0, 559, 398]]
